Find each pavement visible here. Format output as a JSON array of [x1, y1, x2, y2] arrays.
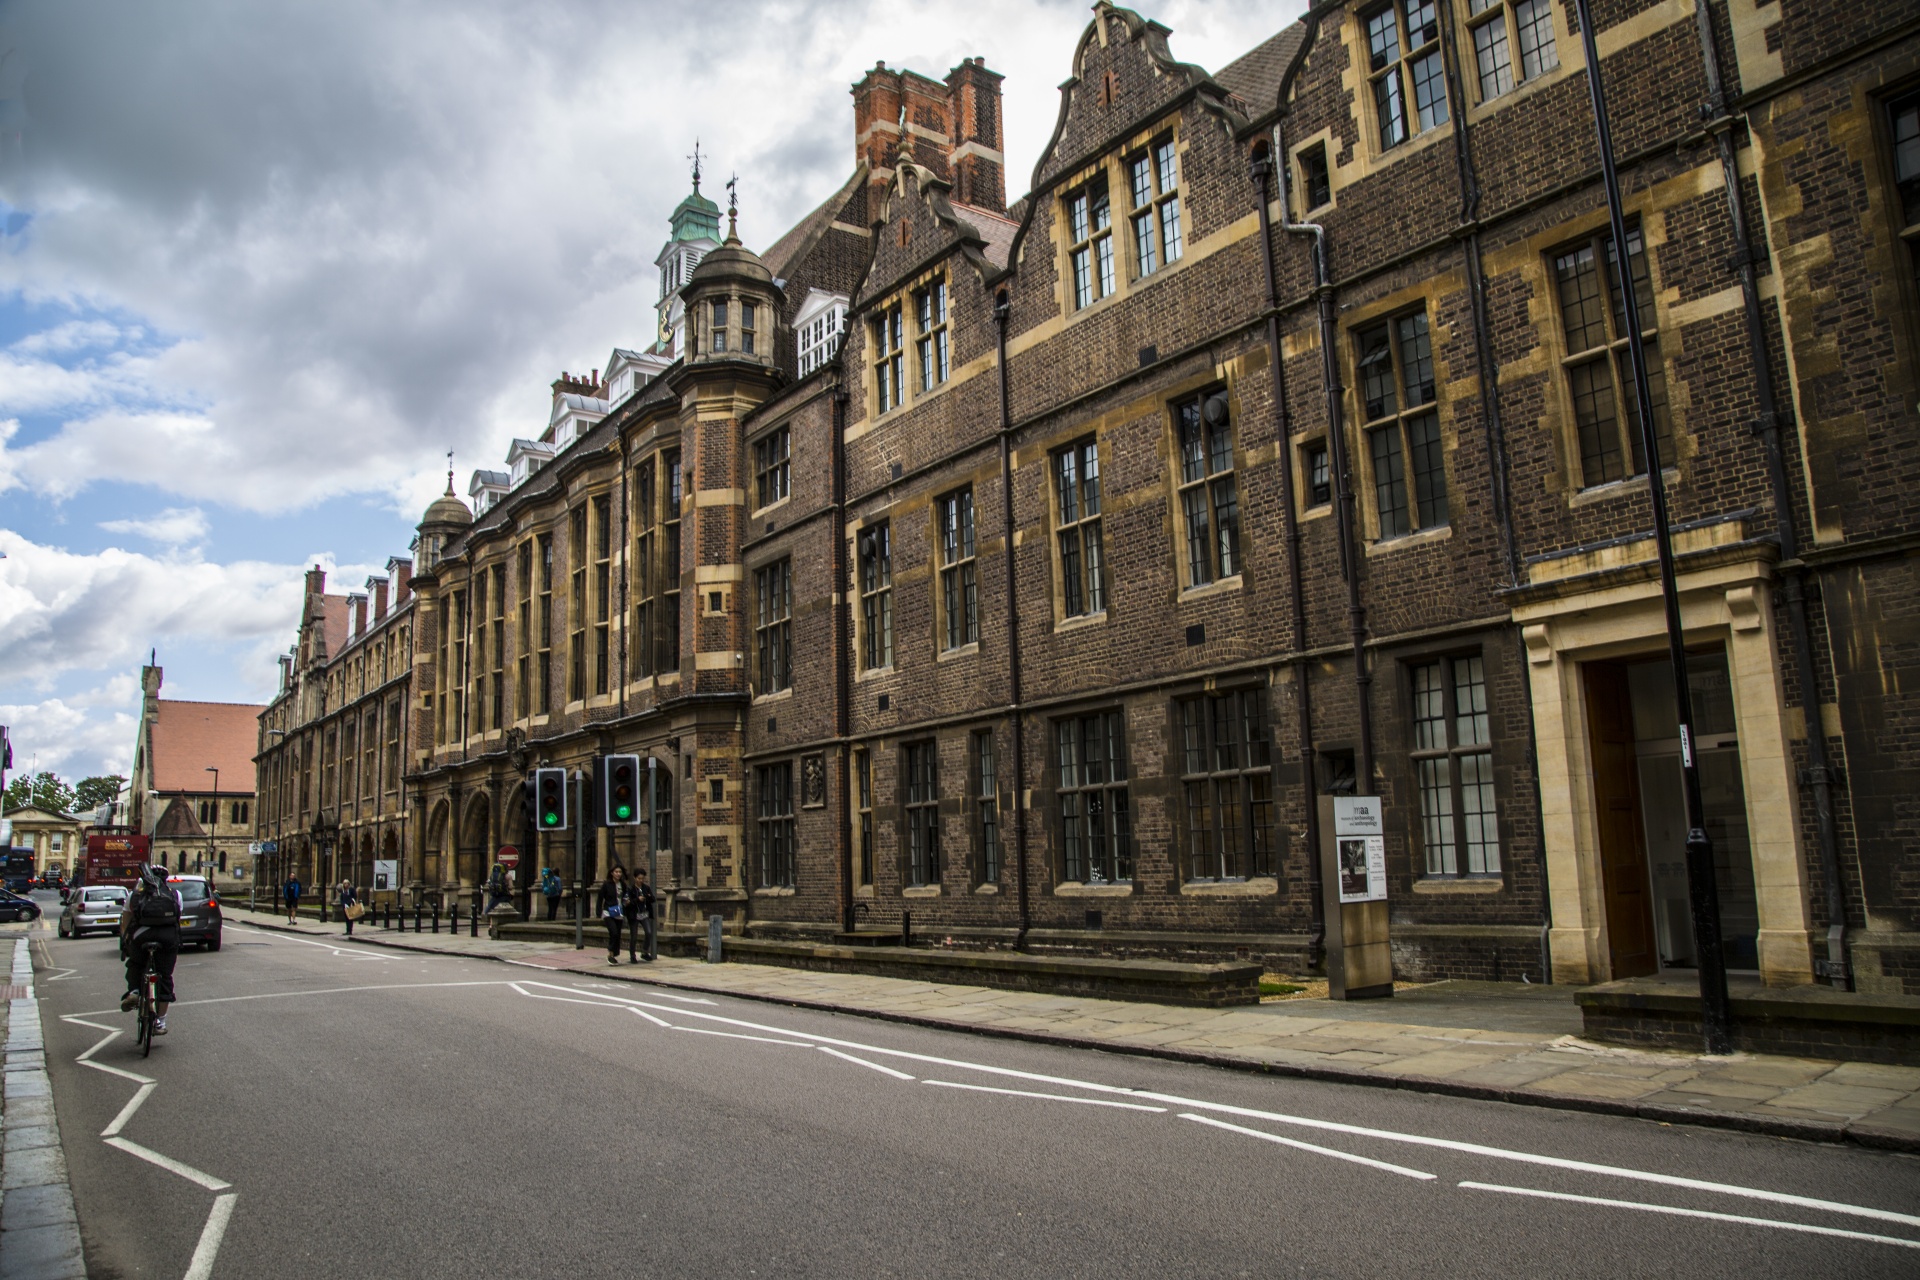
[[0, 935, 86, 1280], [20, 908, 1920, 1277], [235, 904, 1920, 1151]]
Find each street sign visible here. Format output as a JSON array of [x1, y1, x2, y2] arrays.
[[1333, 797, 1387, 904], [496, 845, 520, 868], [373, 859, 398, 891]]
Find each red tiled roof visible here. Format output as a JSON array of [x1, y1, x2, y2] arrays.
[[317, 593, 350, 660], [150, 700, 265, 793]]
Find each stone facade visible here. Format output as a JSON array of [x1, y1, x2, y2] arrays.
[[284, 0, 1920, 990]]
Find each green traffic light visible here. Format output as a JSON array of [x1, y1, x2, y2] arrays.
[[544, 813, 558, 826], [616, 805, 633, 819]]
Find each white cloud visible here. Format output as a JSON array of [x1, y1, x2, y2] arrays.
[[0, 684, 138, 780], [99, 507, 210, 546]]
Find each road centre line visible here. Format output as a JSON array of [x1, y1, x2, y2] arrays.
[[925, 1080, 1169, 1112], [1459, 1182, 1920, 1251], [630, 1007, 673, 1028], [103, 1137, 231, 1191], [183, 1193, 239, 1280], [508, 980, 1920, 1232], [102, 1082, 158, 1138], [1182, 1113, 1435, 1180], [818, 1046, 914, 1079]]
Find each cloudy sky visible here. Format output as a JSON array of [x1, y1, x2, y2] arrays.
[[0, 0, 1303, 784]]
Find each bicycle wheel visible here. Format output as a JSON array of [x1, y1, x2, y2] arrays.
[[138, 967, 156, 1057]]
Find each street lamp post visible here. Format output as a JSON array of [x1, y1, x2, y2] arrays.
[[1572, 0, 1731, 1054], [204, 766, 220, 879]]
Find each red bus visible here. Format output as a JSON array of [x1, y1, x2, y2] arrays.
[[82, 833, 149, 889]]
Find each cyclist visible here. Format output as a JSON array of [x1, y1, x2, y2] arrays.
[[119, 865, 183, 1036]]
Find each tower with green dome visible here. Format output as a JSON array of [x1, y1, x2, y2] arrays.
[[653, 141, 723, 359]]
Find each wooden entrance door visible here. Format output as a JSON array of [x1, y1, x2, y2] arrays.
[[1585, 662, 1658, 978]]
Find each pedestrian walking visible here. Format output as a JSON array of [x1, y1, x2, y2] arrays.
[[598, 865, 627, 964], [283, 874, 302, 924], [486, 861, 510, 912], [629, 866, 658, 962], [338, 880, 359, 937], [541, 867, 562, 920]]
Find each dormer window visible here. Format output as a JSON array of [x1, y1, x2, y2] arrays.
[[711, 299, 729, 353], [742, 302, 757, 355], [1065, 176, 1114, 309], [798, 301, 847, 376]]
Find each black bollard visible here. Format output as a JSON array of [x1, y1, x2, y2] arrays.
[[431, 900, 440, 933], [471, 902, 480, 938], [414, 902, 423, 933], [452, 903, 461, 934]]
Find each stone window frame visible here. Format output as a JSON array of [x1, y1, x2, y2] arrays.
[[489, 562, 506, 731], [753, 557, 793, 697], [1169, 385, 1243, 592], [935, 487, 979, 653], [515, 540, 533, 720], [1879, 87, 1920, 341], [870, 302, 905, 416], [1054, 708, 1133, 886], [1176, 687, 1279, 883], [1406, 650, 1502, 878], [567, 503, 587, 705], [1047, 116, 1191, 323], [1455, 0, 1580, 124], [901, 738, 942, 889], [1050, 435, 1108, 624], [1463, 0, 1559, 105], [1545, 218, 1677, 493], [1360, 0, 1451, 153], [854, 746, 875, 889], [1297, 437, 1333, 514], [1350, 304, 1450, 543], [536, 532, 555, 715], [1123, 132, 1183, 281], [856, 519, 895, 673], [970, 727, 1001, 886], [798, 302, 847, 377], [913, 275, 950, 393], [751, 424, 791, 514], [591, 493, 614, 699], [755, 760, 795, 889], [1062, 170, 1116, 310]]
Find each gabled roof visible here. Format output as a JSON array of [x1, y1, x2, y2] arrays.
[[149, 700, 263, 793], [1213, 23, 1308, 115], [316, 594, 349, 660], [2, 805, 78, 824], [762, 166, 867, 282], [153, 795, 206, 840]]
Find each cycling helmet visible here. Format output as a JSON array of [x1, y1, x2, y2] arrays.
[[140, 865, 170, 892]]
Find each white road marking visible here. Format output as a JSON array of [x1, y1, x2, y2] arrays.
[[233, 926, 391, 961], [104, 1137, 231, 1191], [1182, 1113, 1436, 1180], [818, 1046, 914, 1080], [506, 981, 1920, 1234], [102, 1082, 158, 1138], [630, 1007, 673, 1028], [182, 1192, 239, 1280], [924, 1080, 1168, 1112], [654, 993, 718, 1005], [1460, 1182, 1920, 1251], [670, 1026, 815, 1047]]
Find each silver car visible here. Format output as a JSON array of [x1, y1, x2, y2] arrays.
[[58, 885, 129, 939]]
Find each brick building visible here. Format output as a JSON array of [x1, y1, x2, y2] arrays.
[[298, 0, 1919, 992], [129, 663, 263, 888]]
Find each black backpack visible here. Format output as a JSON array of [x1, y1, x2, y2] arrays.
[[135, 887, 181, 928]]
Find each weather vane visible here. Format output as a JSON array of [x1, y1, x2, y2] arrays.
[[688, 139, 703, 192], [726, 172, 738, 238], [446, 449, 454, 493]]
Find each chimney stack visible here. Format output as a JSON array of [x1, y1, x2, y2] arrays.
[[851, 56, 1005, 217], [944, 57, 1006, 212]]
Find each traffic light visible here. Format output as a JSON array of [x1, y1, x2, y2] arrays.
[[534, 767, 568, 831], [600, 754, 641, 826]]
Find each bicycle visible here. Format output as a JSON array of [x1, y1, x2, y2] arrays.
[[132, 943, 163, 1057]]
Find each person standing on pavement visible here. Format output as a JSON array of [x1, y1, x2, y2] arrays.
[[628, 866, 658, 962], [284, 874, 302, 924], [338, 879, 358, 937], [541, 867, 562, 920], [486, 862, 510, 912], [598, 865, 627, 964]]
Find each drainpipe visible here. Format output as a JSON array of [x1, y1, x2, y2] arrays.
[[832, 382, 855, 936], [1250, 139, 1323, 970], [1275, 133, 1373, 794], [994, 291, 1032, 951], [1695, 0, 1850, 989]]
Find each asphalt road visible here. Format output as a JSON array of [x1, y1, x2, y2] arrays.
[[12, 900, 1920, 1279]]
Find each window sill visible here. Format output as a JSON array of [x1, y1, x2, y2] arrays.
[[854, 664, 897, 684], [973, 882, 1000, 896], [1411, 877, 1504, 895], [752, 687, 794, 706], [1181, 877, 1278, 897], [753, 885, 796, 897], [936, 642, 981, 664], [1179, 575, 1242, 604], [1568, 466, 1680, 509], [1366, 524, 1451, 557], [1053, 610, 1108, 635], [750, 494, 793, 520], [854, 885, 875, 899], [902, 885, 942, 898], [1053, 882, 1132, 897]]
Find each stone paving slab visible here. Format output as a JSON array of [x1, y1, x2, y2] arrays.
[[232, 911, 1920, 1152]]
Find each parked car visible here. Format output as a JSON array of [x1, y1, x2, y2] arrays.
[[169, 875, 222, 951], [0, 889, 41, 924], [58, 884, 128, 938]]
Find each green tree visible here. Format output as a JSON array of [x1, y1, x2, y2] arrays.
[[3, 771, 78, 817], [72, 775, 127, 815]]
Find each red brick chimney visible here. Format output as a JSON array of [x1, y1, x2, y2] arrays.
[[852, 58, 1004, 218], [368, 575, 390, 623], [350, 592, 368, 640], [305, 564, 327, 598], [550, 370, 603, 399]]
